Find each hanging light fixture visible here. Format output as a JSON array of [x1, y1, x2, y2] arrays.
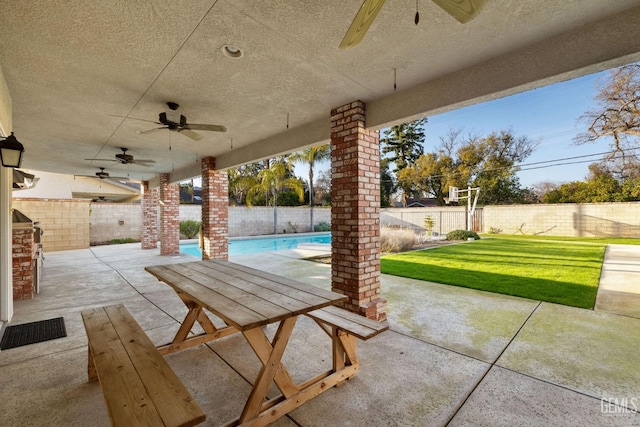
[[0, 132, 25, 168]]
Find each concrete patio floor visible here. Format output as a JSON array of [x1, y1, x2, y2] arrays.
[[0, 242, 639, 426]]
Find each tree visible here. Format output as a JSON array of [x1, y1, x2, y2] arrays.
[[575, 63, 640, 179], [381, 118, 427, 204], [228, 165, 260, 206], [313, 169, 332, 207], [399, 129, 537, 205], [397, 151, 454, 205], [380, 158, 396, 207], [246, 159, 304, 234], [288, 144, 330, 231], [541, 163, 638, 203]]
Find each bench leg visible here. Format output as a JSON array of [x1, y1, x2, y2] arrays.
[[87, 346, 98, 382], [332, 328, 359, 386]]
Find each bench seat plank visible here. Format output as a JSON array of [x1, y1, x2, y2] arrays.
[[82, 304, 205, 427], [306, 306, 389, 340]]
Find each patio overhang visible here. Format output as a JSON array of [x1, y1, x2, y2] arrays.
[[1, 1, 640, 321]]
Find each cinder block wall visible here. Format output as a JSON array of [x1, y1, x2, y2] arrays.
[[90, 203, 142, 244], [483, 202, 640, 237], [12, 198, 91, 251], [180, 205, 331, 237]]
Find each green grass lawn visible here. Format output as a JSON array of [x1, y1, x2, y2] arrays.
[[381, 237, 609, 309]]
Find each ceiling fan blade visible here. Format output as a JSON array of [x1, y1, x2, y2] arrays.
[[84, 158, 118, 162], [178, 129, 203, 141], [431, 0, 488, 23], [137, 127, 166, 135], [129, 161, 155, 167], [339, 0, 387, 50], [186, 123, 227, 132]]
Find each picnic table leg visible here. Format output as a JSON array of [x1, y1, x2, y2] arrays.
[[239, 316, 297, 424]]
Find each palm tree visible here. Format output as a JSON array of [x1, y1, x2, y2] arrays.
[[289, 144, 330, 231], [246, 160, 304, 234], [228, 168, 258, 206]]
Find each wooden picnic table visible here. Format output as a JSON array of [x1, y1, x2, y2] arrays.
[[145, 259, 376, 427]]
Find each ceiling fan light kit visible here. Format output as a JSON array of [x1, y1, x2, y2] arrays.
[[137, 102, 227, 140], [85, 147, 155, 167]]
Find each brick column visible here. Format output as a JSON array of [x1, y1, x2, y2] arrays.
[[201, 157, 229, 260], [330, 100, 387, 321], [12, 228, 34, 300], [141, 181, 158, 250], [159, 173, 180, 255]]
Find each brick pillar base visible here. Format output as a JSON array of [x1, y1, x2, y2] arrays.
[[201, 157, 229, 260], [330, 100, 387, 321], [141, 182, 158, 249], [12, 228, 34, 300], [159, 174, 180, 256]]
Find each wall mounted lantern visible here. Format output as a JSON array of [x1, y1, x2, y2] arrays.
[[0, 133, 25, 168]]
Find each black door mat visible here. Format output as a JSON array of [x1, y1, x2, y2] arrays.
[[1, 317, 66, 350]]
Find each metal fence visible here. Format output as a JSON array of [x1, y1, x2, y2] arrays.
[[380, 207, 483, 236]]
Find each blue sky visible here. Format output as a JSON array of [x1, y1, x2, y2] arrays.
[[422, 69, 612, 187]]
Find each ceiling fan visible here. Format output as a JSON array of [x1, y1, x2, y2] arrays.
[[339, 0, 488, 50], [75, 167, 130, 181], [137, 102, 227, 141], [85, 147, 155, 167]]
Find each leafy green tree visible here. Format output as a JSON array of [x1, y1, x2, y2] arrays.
[[228, 166, 259, 206], [288, 144, 330, 231], [246, 160, 304, 234], [397, 151, 455, 205], [381, 118, 427, 204], [399, 129, 537, 205], [542, 163, 640, 203]]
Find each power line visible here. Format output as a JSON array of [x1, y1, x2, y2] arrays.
[[384, 145, 640, 185]]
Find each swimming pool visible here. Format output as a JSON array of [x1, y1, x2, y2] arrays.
[[180, 232, 331, 257]]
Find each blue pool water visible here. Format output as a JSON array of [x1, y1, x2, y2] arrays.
[[180, 233, 331, 257]]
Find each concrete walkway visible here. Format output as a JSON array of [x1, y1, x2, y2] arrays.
[[0, 243, 638, 426], [595, 244, 640, 319]]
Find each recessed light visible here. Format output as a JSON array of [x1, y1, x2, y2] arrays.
[[221, 45, 243, 59]]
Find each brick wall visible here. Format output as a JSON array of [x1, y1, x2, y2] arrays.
[[330, 100, 386, 321], [12, 198, 90, 251], [159, 174, 180, 255], [201, 157, 228, 260], [12, 227, 34, 300], [141, 184, 158, 249]]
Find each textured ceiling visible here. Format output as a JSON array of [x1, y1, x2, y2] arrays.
[[1, 0, 640, 184]]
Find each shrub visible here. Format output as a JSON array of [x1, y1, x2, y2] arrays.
[[314, 222, 331, 232], [446, 229, 480, 241], [381, 227, 415, 253], [109, 238, 138, 244], [180, 220, 201, 239]]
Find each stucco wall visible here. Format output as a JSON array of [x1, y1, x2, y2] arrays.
[[483, 202, 640, 237], [12, 198, 91, 251]]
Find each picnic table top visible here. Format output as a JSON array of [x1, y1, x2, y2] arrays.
[[145, 259, 347, 330]]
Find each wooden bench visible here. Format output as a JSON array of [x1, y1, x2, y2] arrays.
[[306, 305, 389, 380], [81, 304, 206, 427]]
